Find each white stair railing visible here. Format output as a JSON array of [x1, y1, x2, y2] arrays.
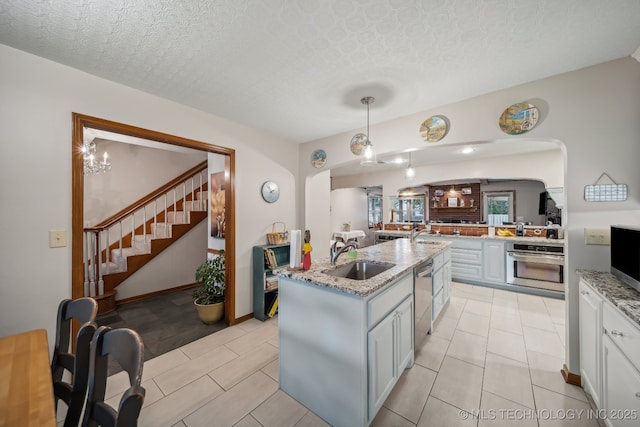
[[82, 165, 209, 297]]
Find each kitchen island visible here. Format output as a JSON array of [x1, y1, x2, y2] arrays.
[[277, 239, 450, 427]]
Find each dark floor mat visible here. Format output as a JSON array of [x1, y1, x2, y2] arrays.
[[96, 289, 226, 376]]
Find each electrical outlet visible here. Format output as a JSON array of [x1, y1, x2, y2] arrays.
[[49, 229, 67, 248], [584, 227, 610, 245]]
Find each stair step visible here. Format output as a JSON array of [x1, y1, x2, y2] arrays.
[[167, 211, 191, 224], [184, 200, 206, 212], [151, 223, 172, 238]]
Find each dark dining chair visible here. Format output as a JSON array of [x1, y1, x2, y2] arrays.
[[82, 326, 146, 427], [51, 297, 98, 427]]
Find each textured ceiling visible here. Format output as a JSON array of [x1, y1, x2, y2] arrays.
[[1, 0, 639, 144]]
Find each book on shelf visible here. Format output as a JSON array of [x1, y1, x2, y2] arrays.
[[264, 248, 278, 269], [267, 296, 278, 317], [265, 275, 279, 291]]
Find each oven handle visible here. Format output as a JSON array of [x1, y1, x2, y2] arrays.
[[507, 251, 565, 265]]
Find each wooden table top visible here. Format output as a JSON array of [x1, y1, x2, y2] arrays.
[[0, 329, 56, 427]]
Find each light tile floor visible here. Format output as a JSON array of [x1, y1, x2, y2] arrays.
[[76, 282, 604, 427]]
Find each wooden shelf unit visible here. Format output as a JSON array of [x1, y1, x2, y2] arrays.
[[431, 207, 478, 212], [252, 243, 290, 321]]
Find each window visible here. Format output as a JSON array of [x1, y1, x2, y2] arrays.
[[367, 195, 382, 229], [483, 191, 514, 225], [390, 195, 425, 223]]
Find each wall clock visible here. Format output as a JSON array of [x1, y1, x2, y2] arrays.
[[261, 180, 280, 203]]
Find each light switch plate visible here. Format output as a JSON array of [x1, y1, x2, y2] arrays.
[[584, 227, 610, 245], [49, 229, 67, 248]]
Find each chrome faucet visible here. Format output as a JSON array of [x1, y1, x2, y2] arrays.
[[331, 241, 359, 265], [411, 228, 431, 242]]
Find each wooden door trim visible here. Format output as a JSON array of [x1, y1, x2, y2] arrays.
[[72, 113, 237, 324]]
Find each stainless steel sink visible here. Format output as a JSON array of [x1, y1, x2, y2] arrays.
[[324, 261, 395, 280]]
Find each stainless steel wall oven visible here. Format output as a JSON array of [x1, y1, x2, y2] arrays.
[[506, 243, 564, 293]]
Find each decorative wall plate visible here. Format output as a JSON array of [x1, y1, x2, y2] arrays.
[[498, 102, 539, 135], [350, 133, 368, 155], [419, 115, 449, 142], [310, 149, 327, 168]]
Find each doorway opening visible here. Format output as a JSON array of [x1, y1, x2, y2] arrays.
[[71, 113, 237, 324]]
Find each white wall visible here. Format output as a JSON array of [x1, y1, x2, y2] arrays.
[[0, 44, 298, 344], [84, 140, 205, 225], [117, 221, 207, 300], [480, 180, 547, 225], [301, 57, 640, 375], [330, 188, 372, 247], [304, 170, 331, 259]]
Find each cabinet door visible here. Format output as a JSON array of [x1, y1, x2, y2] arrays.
[[579, 281, 602, 408], [396, 297, 414, 372], [602, 335, 640, 426], [443, 261, 452, 303], [368, 313, 396, 419], [482, 241, 506, 284]]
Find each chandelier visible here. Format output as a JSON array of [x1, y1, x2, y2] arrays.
[[82, 139, 111, 175]]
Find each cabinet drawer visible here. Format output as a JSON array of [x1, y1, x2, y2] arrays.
[[433, 289, 446, 321], [432, 252, 444, 271], [451, 238, 483, 250], [433, 268, 444, 295], [451, 248, 482, 265], [368, 274, 413, 328], [603, 302, 640, 371], [452, 264, 482, 280], [443, 248, 451, 263]]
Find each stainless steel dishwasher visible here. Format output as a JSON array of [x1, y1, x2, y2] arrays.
[[414, 258, 433, 348]]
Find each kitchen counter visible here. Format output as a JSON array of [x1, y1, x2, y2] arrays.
[[373, 229, 564, 246], [278, 238, 450, 297], [577, 270, 640, 327]]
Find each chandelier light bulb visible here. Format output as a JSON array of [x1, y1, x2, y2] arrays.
[[364, 143, 373, 159]]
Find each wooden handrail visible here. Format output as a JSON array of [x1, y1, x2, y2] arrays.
[[91, 161, 207, 230]]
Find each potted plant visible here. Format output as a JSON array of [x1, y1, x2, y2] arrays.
[[192, 250, 225, 324]]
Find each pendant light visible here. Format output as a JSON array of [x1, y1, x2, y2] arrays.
[[360, 96, 376, 166], [405, 151, 415, 179]]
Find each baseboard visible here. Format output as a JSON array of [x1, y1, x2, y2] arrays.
[[231, 312, 254, 325], [116, 282, 198, 306], [561, 363, 582, 386]]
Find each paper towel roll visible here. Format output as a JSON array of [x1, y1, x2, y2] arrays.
[[290, 229, 302, 268]]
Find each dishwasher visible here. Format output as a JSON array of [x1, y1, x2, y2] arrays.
[[414, 258, 433, 348]]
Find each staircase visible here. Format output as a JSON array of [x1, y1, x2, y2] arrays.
[[83, 161, 209, 300]]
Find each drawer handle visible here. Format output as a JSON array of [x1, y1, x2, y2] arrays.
[[610, 330, 624, 337]]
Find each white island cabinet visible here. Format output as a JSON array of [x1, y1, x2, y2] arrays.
[[579, 279, 603, 409], [279, 273, 413, 427], [277, 238, 451, 427]]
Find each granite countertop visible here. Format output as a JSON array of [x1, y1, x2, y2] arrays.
[[277, 239, 451, 298], [373, 229, 564, 245], [577, 270, 640, 327]]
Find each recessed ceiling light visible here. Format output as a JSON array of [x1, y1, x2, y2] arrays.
[[460, 147, 475, 154]]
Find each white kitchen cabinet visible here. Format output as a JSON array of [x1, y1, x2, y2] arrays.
[[482, 240, 506, 284], [368, 296, 413, 419], [601, 302, 640, 426], [450, 238, 483, 282], [579, 279, 602, 408], [432, 248, 451, 322], [279, 272, 414, 427], [601, 334, 640, 426]]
